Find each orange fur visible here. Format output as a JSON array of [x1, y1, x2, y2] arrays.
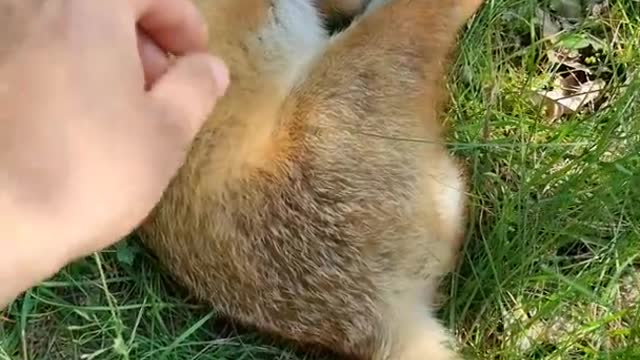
[[139, 0, 483, 359]]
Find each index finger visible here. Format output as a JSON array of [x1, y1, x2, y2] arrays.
[[130, 0, 208, 55]]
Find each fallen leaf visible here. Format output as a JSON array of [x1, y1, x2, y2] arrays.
[[531, 77, 606, 121], [530, 90, 571, 121], [561, 78, 606, 111], [549, 77, 604, 111], [547, 49, 592, 73]]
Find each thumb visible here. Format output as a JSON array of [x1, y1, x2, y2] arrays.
[[148, 52, 230, 144]]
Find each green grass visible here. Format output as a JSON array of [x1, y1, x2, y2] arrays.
[[2, 0, 639, 359]]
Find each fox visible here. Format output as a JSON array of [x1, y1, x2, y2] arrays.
[[138, 0, 484, 359]]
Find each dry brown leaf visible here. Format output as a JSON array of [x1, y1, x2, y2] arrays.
[[531, 76, 606, 121], [547, 49, 592, 73], [530, 90, 572, 121], [560, 78, 606, 111]]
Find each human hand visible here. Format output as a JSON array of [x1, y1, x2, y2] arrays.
[[0, 0, 229, 306]]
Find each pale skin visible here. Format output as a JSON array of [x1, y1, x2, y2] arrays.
[[0, 0, 230, 308]]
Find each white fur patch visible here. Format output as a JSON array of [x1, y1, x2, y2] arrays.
[[436, 164, 465, 226], [258, 0, 328, 90]]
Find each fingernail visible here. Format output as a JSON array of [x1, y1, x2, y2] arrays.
[[208, 57, 230, 97]]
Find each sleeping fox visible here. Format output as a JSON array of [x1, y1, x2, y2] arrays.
[[139, 0, 483, 359]]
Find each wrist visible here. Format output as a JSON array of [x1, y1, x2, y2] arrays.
[[0, 197, 65, 308]]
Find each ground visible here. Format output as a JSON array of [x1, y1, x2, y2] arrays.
[[1, 0, 639, 359]]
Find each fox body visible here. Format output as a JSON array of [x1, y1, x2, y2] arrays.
[[139, 0, 483, 359]]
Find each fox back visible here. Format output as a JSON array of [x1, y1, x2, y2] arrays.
[[139, 0, 483, 359]]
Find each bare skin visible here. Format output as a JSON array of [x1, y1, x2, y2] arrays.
[[0, 0, 229, 308]]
